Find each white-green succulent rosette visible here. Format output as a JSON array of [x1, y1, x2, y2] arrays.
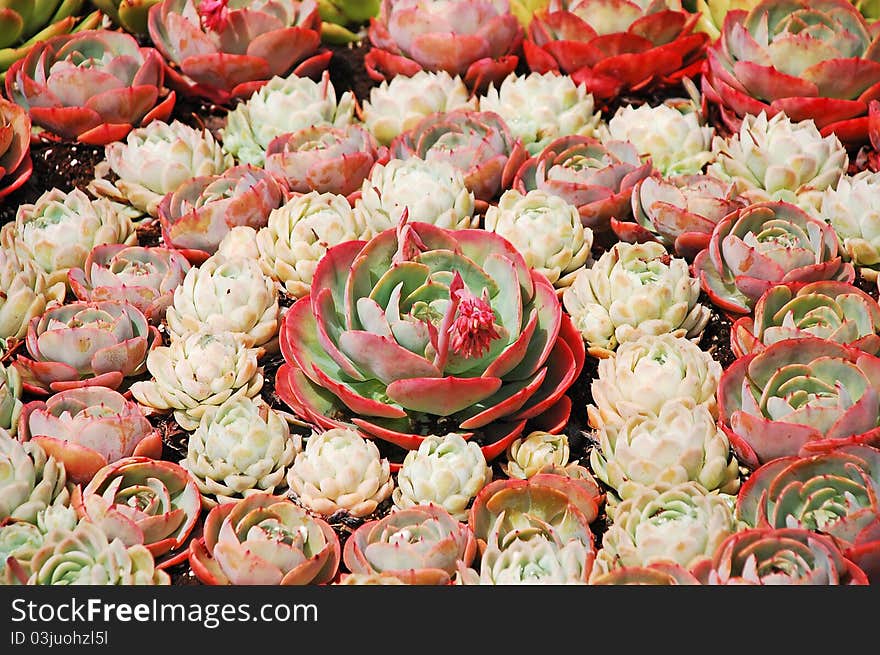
[[129, 329, 264, 432], [0, 361, 22, 436], [362, 70, 477, 146], [355, 158, 477, 234], [0, 247, 65, 343], [588, 333, 722, 429], [256, 191, 369, 299], [0, 505, 79, 585], [591, 397, 741, 503], [89, 119, 234, 217], [819, 170, 880, 281], [286, 428, 394, 518], [591, 481, 739, 579], [221, 71, 355, 166], [502, 431, 571, 480], [707, 111, 848, 211], [483, 189, 592, 294], [216, 225, 261, 261], [0, 430, 70, 525], [392, 433, 493, 521], [563, 241, 710, 357], [183, 396, 300, 509], [480, 71, 603, 155]]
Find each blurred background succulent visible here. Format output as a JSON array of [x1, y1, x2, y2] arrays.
[[0, 430, 69, 523], [317, 0, 379, 43], [90, 0, 158, 35], [502, 430, 571, 480]]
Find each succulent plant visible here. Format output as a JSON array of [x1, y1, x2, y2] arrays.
[[0, 248, 65, 343], [693, 201, 855, 316], [221, 70, 354, 166], [147, 0, 329, 105], [216, 225, 260, 261], [483, 189, 593, 292], [275, 217, 586, 464], [502, 431, 571, 480], [480, 72, 603, 155], [89, 119, 234, 217], [731, 281, 880, 358], [707, 112, 848, 207], [614, 174, 745, 260], [0, 98, 31, 199], [510, 0, 550, 27], [588, 333, 722, 429], [72, 456, 201, 558], [254, 192, 368, 299], [819, 171, 880, 280], [67, 245, 192, 325], [354, 158, 477, 234], [91, 0, 161, 35], [365, 0, 523, 93], [513, 135, 653, 236], [0, 505, 79, 584], [591, 397, 741, 501], [685, 0, 759, 40], [0, 361, 22, 437], [25, 520, 170, 585], [129, 329, 264, 432], [1, 187, 138, 289], [189, 492, 340, 585], [390, 110, 526, 204], [183, 396, 299, 508], [392, 433, 493, 520], [563, 241, 709, 357], [718, 337, 880, 470], [605, 97, 715, 177], [286, 427, 394, 518], [157, 165, 288, 262], [164, 254, 279, 349], [589, 561, 701, 585], [13, 300, 160, 394], [316, 0, 379, 44], [4, 29, 175, 145], [334, 572, 410, 584], [265, 124, 384, 199], [0, 430, 69, 524], [702, 0, 880, 149], [591, 481, 739, 577], [523, 0, 709, 103], [691, 527, 868, 585], [343, 504, 477, 584], [17, 386, 162, 485]]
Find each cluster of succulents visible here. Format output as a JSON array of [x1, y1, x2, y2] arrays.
[[4, 0, 880, 589]]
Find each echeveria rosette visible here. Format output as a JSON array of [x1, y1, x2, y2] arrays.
[[265, 124, 385, 199], [523, 0, 709, 104], [389, 110, 526, 204], [275, 218, 587, 464], [590, 398, 741, 501], [480, 72, 603, 156], [183, 396, 299, 508], [365, 0, 523, 93], [0, 430, 69, 524], [362, 71, 477, 147], [72, 456, 200, 561], [614, 174, 744, 260], [588, 333, 722, 429], [691, 527, 869, 585], [1, 361, 23, 436], [735, 445, 880, 581], [129, 329, 264, 432], [693, 201, 856, 316], [189, 492, 340, 585], [502, 430, 571, 480], [0, 98, 31, 199], [317, 0, 379, 44], [13, 300, 159, 395], [89, 119, 234, 217], [564, 241, 710, 357], [589, 561, 701, 584], [67, 245, 192, 325], [591, 481, 739, 578], [26, 520, 170, 585], [513, 135, 653, 237], [1, 187, 138, 289], [392, 433, 493, 520], [255, 191, 369, 299], [483, 189, 593, 293], [157, 165, 288, 263], [343, 504, 477, 585], [286, 427, 394, 518], [4, 29, 175, 145], [718, 337, 880, 470], [0, 248, 65, 343], [147, 0, 330, 105], [820, 171, 880, 280], [701, 0, 880, 149], [0, 506, 79, 586], [731, 281, 880, 358], [17, 386, 162, 485]]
